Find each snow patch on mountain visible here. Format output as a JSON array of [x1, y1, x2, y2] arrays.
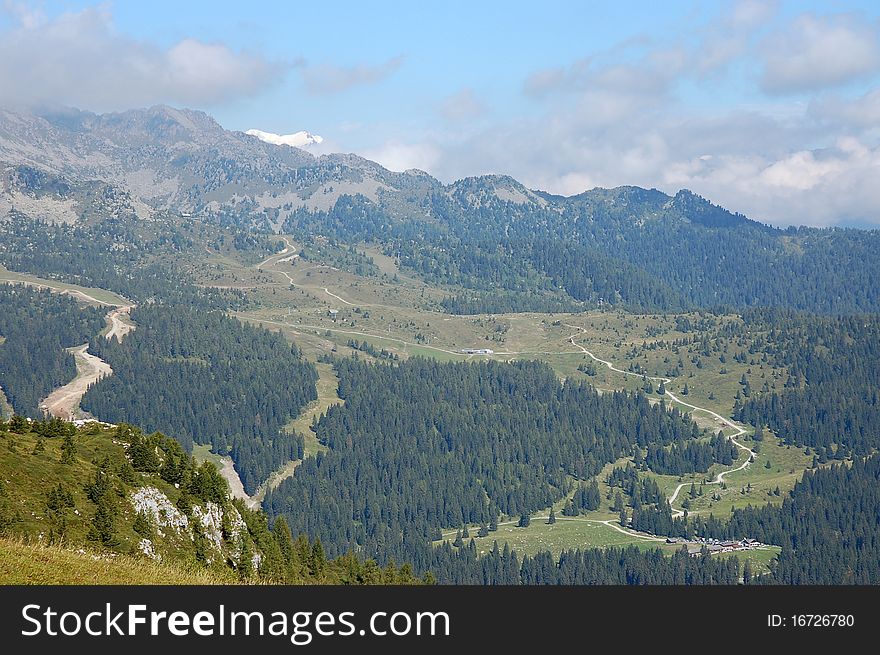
[[245, 128, 323, 148]]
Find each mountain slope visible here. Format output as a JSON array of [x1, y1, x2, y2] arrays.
[[0, 418, 424, 584], [1, 104, 879, 314]]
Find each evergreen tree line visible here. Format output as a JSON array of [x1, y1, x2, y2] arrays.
[[631, 455, 880, 584], [0, 215, 249, 309], [411, 540, 741, 585], [735, 310, 880, 455], [264, 356, 703, 567], [81, 305, 317, 493], [644, 432, 740, 475], [0, 286, 105, 416], [280, 187, 880, 315], [346, 339, 399, 361]]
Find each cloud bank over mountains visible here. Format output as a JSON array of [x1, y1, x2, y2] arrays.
[[361, 3, 880, 227]]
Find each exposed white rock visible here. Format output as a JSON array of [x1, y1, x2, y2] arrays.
[[192, 502, 225, 552], [130, 487, 188, 538], [137, 538, 160, 561]]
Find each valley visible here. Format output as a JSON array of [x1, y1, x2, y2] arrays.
[[0, 104, 876, 586], [0, 268, 135, 421], [184, 234, 816, 564], [0, 228, 828, 576], [39, 344, 112, 420]]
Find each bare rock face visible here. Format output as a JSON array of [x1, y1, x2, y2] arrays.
[[130, 486, 250, 566], [130, 486, 188, 538], [0, 104, 749, 233], [0, 105, 440, 228]]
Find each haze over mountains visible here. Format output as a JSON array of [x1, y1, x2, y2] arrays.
[[0, 104, 756, 229], [2, 104, 879, 316]]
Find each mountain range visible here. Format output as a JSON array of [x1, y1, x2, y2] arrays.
[[0, 104, 751, 229], [1, 104, 879, 315]]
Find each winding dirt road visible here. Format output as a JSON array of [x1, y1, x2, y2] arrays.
[[40, 344, 113, 420], [563, 323, 755, 518], [37, 293, 135, 420], [105, 305, 135, 342]]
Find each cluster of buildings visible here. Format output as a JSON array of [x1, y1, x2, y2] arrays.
[[665, 537, 766, 555]]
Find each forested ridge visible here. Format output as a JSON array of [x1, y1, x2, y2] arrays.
[[0, 215, 262, 309], [0, 286, 105, 416], [282, 187, 880, 315], [735, 310, 880, 455], [81, 305, 318, 493], [264, 357, 704, 573]]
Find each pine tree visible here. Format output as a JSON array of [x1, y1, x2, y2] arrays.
[[8, 415, 27, 434], [133, 512, 153, 539], [517, 513, 530, 528], [310, 539, 326, 577], [60, 434, 76, 465], [548, 508, 556, 525], [238, 537, 254, 581], [88, 494, 118, 547]]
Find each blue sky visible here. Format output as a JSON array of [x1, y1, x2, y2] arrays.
[[2, 1, 880, 226]]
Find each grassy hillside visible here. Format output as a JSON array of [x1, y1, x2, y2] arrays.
[[0, 418, 425, 585], [0, 538, 235, 584]]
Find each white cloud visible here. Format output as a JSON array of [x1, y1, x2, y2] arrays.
[[523, 46, 686, 100], [694, 0, 778, 76], [670, 137, 880, 226], [809, 88, 880, 129], [439, 88, 485, 122], [299, 56, 404, 95], [361, 140, 440, 173], [401, 88, 880, 227], [3, 0, 46, 29], [760, 13, 880, 94], [361, 5, 880, 227], [0, 6, 284, 111]]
